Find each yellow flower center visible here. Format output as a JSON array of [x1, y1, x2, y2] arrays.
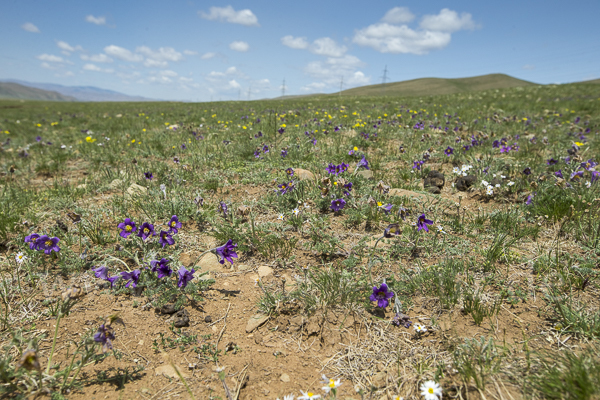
[[171, 221, 176, 227], [377, 202, 382, 207], [125, 225, 132, 232], [329, 379, 335, 388], [144, 228, 149, 234], [45, 240, 52, 246], [31, 237, 37, 242], [307, 393, 313, 397], [354, 146, 358, 151], [18, 255, 23, 259], [428, 388, 434, 394]]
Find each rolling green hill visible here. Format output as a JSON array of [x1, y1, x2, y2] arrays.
[[0, 82, 77, 101], [332, 73, 536, 98]]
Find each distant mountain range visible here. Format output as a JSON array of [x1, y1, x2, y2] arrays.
[[0, 79, 155, 102]]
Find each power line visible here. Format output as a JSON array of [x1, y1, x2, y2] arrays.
[[381, 65, 388, 96]]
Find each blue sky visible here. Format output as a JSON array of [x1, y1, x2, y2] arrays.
[[2, 0, 599, 101]]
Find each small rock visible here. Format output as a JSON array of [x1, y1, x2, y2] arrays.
[[179, 252, 197, 267], [294, 168, 315, 181], [289, 316, 304, 332], [246, 314, 269, 333], [126, 183, 148, 198], [455, 175, 476, 191], [204, 315, 213, 323], [280, 373, 290, 383], [155, 365, 189, 380], [173, 309, 190, 328], [159, 304, 178, 315], [423, 170, 445, 189], [357, 170, 374, 180], [371, 371, 387, 389], [257, 265, 273, 278], [426, 186, 441, 194], [197, 253, 227, 272], [108, 179, 123, 190]]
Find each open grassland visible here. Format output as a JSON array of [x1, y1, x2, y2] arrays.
[[0, 81, 599, 400]]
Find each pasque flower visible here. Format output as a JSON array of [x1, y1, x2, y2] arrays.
[[137, 222, 156, 240], [117, 218, 137, 238], [168, 215, 181, 234], [177, 266, 195, 288], [370, 282, 394, 308], [24, 233, 40, 250], [35, 235, 61, 254], [416, 214, 433, 232], [150, 258, 173, 278], [384, 223, 401, 238], [215, 239, 238, 264], [158, 230, 175, 248], [120, 269, 141, 288], [330, 198, 346, 212], [94, 324, 115, 352], [93, 266, 120, 287]]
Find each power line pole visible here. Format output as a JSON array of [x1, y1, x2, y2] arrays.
[[339, 76, 344, 97], [281, 79, 286, 97], [381, 65, 389, 96]]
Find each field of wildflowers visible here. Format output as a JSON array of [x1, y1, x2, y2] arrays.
[[0, 81, 599, 399]]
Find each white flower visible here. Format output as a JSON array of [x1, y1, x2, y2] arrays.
[[277, 213, 284, 221], [298, 391, 321, 400], [500, 174, 506, 179], [452, 167, 460, 175], [585, 181, 591, 188], [437, 225, 446, 234], [495, 184, 500, 188], [277, 395, 295, 400], [420, 380, 442, 400], [507, 181, 515, 186], [393, 397, 404, 400], [254, 277, 260, 286], [321, 374, 342, 394], [60, 144, 66, 149], [303, 202, 310, 209], [481, 180, 489, 187], [293, 208, 300, 216], [486, 186, 494, 196], [414, 323, 427, 334], [15, 252, 27, 264]]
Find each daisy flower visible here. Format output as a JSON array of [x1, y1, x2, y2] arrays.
[[321, 374, 342, 394], [437, 225, 446, 234], [414, 323, 427, 334], [486, 186, 494, 196], [277, 395, 295, 400], [293, 208, 300, 216], [420, 380, 442, 400], [15, 252, 27, 264], [277, 213, 284, 221], [298, 391, 321, 400]]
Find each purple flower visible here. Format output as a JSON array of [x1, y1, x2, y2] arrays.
[[120, 269, 141, 288], [137, 222, 156, 240], [177, 266, 195, 288], [444, 146, 454, 156], [370, 283, 394, 308], [581, 159, 597, 171], [158, 230, 175, 248], [326, 163, 338, 175], [591, 171, 599, 183], [254, 149, 261, 158], [35, 235, 61, 254], [339, 162, 349, 173], [523, 167, 531, 176], [262, 144, 269, 153], [393, 313, 412, 328], [24, 233, 40, 250], [380, 203, 393, 215], [412, 160, 424, 171], [117, 218, 137, 238], [150, 258, 173, 278], [384, 223, 401, 238], [330, 198, 346, 212], [93, 266, 120, 287], [93, 324, 115, 352], [215, 239, 238, 264], [219, 201, 228, 217], [416, 214, 433, 232], [278, 127, 285, 134], [492, 140, 500, 148], [357, 156, 370, 170], [285, 168, 294, 177], [144, 171, 153, 180], [35, 136, 42, 142], [525, 194, 534, 205], [555, 170, 564, 179], [277, 181, 295, 195], [570, 171, 584, 181], [168, 215, 181, 234], [281, 149, 288, 157], [547, 158, 558, 165]]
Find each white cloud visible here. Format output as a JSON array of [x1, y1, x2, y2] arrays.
[[303, 54, 369, 90], [522, 64, 535, 70], [225, 66, 238, 74], [57, 41, 82, 54], [310, 37, 347, 57], [353, 23, 451, 55], [136, 46, 183, 62], [21, 22, 40, 33], [228, 80, 241, 89], [40, 62, 55, 70], [80, 53, 113, 63], [420, 8, 478, 32], [208, 71, 225, 79], [229, 41, 249, 52], [183, 50, 198, 56], [37, 54, 73, 65], [160, 70, 178, 77], [148, 76, 172, 84], [382, 7, 415, 24], [143, 59, 168, 68], [199, 6, 259, 27], [257, 78, 270, 86], [281, 35, 309, 49], [104, 45, 143, 62], [83, 63, 114, 73], [85, 15, 106, 25], [301, 82, 327, 92], [201, 52, 216, 59], [180, 77, 194, 83]]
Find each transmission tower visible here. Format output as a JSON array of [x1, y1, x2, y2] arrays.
[[381, 65, 389, 96], [281, 79, 286, 97], [339, 76, 344, 97]]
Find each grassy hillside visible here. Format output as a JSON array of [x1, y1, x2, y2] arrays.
[[0, 82, 77, 101], [333, 73, 536, 98]]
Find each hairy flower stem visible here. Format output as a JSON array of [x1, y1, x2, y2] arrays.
[[46, 310, 62, 374], [366, 235, 384, 287]]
